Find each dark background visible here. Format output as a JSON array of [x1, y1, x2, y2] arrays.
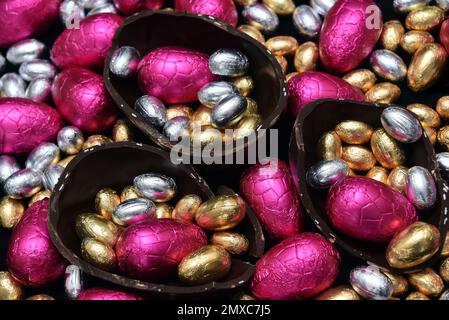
[[1, 0, 448, 299]]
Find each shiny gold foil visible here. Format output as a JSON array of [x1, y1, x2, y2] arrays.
[[343, 69, 377, 93], [95, 188, 120, 220], [370, 128, 405, 169], [75, 212, 121, 246], [233, 76, 254, 97], [191, 105, 212, 127], [366, 166, 389, 184], [423, 126, 437, 145], [436, 96, 449, 120], [275, 55, 288, 74], [407, 103, 441, 128], [317, 131, 343, 160], [406, 291, 429, 300], [342, 146, 376, 171], [380, 20, 405, 51], [400, 30, 435, 55], [245, 98, 258, 115], [263, 0, 295, 15], [442, 233, 449, 257], [315, 286, 361, 300], [58, 155, 76, 168], [294, 42, 319, 74], [120, 186, 140, 202], [382, 270, 409, 297], [191, 125, 223, 147], [211, 231, 249, 255], [29, 190, 52, 206], [166, 105, 194, 121], [178, 245, 232, 285], [408, 268, 444, 297], [83, 135, 113, 149], [440, 258, 449, 282], [81, 238, 117, 270], [0, 271, 22, 300], [365, 82, 401, 104], [437, 125, 449, 150], [286, 72, 299, 81], [405, 6, 445, 31], [335, 120, 373, 144], [26, 294, 54, 300], [234, 114, 262, 140], [155, 203, 173, 219], [387, 166, 409, 194], [233, 292, 256, 300], [237, 25, 265, 43], [266, 36, 298, 56], [234, 0, 257, 6], [112, 119, 134, 142], [172, 194, 202, 222], [0, 196, 24, 229]]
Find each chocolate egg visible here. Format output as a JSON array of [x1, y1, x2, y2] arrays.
[[380, 20, 405, 52], [134, 95, 167, 128], [76, 287, 142, 300], [306, 159, 350, 189], [407, 103, 441, 128], [237, 25, 265, 43], [263, 0, 295, 15], [327, 176, 418, 243], [211, 94, 248, 128], [166, 105, 194, 122], [292, 5, 322, 38], [120, 186, 140, 202], [315, 286, 361, 300], [381, 107, 423, 143], [6, 39, 46, 65], [29, 190, 52, 206], [406, 291, 430, 300], [211, 231, 249, 255], [42, 165, 64, 191], [172, 194, 202, 221], [7, 199, 67, 287], [0, 73, 26, 98], [83, 135, 113, 149], [394, 0, 430, 13], [405, 6, 445, 31], [400, 30, 434, 55], [163, 116, 191, 142], [371, 128, 405, 169], [335, 120, 373, 144], [26, 142, 60, 172], [81, 238, 117, 270], [0, 271, 22, 300], [57, 126, 84, 155], [87, 2, 117, 16], [0, 156, 20, 184], [155, 203, 173, 219], [436, 96, 449, 119], [26, 77, 52, 102], [209, 49, 249, 77], [311, 0, 337, 16], [365, 82, 401, 103], [134, 173, 177, 202], [4, 169, 43, 199], [198, 81, 238, 108], [137, 46, 217, 104], [0, 98, 63, 154], [387, 166, 409, 194], [51, 13, 124, 69], [319, 0, 382, 73], [288, 71, 365, 117], [27, 294, 54, 300], [175, 0, 237, 27], [342, 146, 376, 171], [251, 233, 340, 300], [350, 266, 393, 300], [240, 160, 303, 239], [317, 131, 342, 160], [266, 36, 298, 56], [75, 213, 121, 246], [109, 46, 141, 78], [294, 42, 319, 74], [0, 197, 24, 229], [386, 221, 440, 269], [232, 76, 254, 97], [234, 115, 262, 140], [408, 268, 444, 297], [405, 166, 436, 210], [116, 219, 207, 280], [52, 67, 119, 133], [112, 198, 156, 226], [19, 59, 57, 82], [0, 0, 60, 48], [441, 19, 449, 54], [112, 119, 135, 142], [242, 3, 279, 33], [370, 50, 407, 82], [382, 270, 409, 296], [366, 166, 389, 184], [64, 265, 83, 300]]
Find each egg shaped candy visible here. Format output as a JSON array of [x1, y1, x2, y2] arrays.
[[441, 20, 449, 54], [250, 233, 340, 300], [115, 219, 208, 280], [113, 0, 164, 15], [76, 288, 142, 300], [327, 176, 418, 243], [175, 0, 238, 27], [137, 46, 217, 104], [288, 71, 365, 116], [0, 98, 63, 155], [319, 0, 383, 73], [51, 13, 124, 70], [7, 199, 67, 287], [52, 67, 119, 133]]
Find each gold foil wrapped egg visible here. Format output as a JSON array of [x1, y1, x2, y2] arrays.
[[335, 120, 373, 144], [195, 194, 246, 231], [437, 126, 449, 150], [342, 146, 376, 171], [262, 0, 295, 15], [382, 270, 409, 297], [245, 98, 258, 115], [436, 96, 449, 120], [407, 103, 441, 128], [294, 42, 319, 74], [83, 135, 113, 149], [233, 76, 254, 97], [234, 292, 256, 300], [58, 155, 76, 168], [29, 190, 52, 206], [120, 186, 140, 202], [407, 43, 448, 92], [211, 231, 249, 255], [191, 126, 223, 147], [75, 213, 121, 247], [275, 55, 288, 74], [235, 0, 257, 6], [166, 105, 194, 121], [0, 196, 24, 229], [237, 25, 265, 43], [95, 188, 121, 220], [172, 194, 202, 222], [406, 291, 430, 300], [112, 119, 134, 142], [317, 131, 342, 160], [405, 6, 445, 31], [315, 286, 361, 300], [155, 203, 173, 219], [400, 30, 435, 55], [81, 238, 117, 271], [0, 271, 22, 300], [380, 20, 405, 51], [286, 72, 299, 81], [365, 82, 401, 104], [423, 126, 437, 145], [387, 166, 409, 194], [408, 268, 444, 297], [442, 233, 449, 257], [266, 36, 298, 56], [343, 69, 377, 93], [371, 128, 405, 169], [440, 258, 449, 282], [178, 245, 232, 285], [386, 221, 440, 269], [366, 167, 389, 184], [191, 105, 212, 127], [234, 114, 262, 140], [26, 294, 54, 300]]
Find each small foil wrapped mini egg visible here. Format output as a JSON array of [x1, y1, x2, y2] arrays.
[[242, 3, 279, 33], [0, 197, 24, 229], [42, 165, 64, 191], [109, 46, 141, 78], [335, 120, 373, 145], [211, 94, 248, 128], [172, 194, 202, 221], [4, 169, 43, 199], [25, 142, 60, 172], [407, 103, 441, 128], [400, 30, 434, 55], [387, 166, 409, 194], [83, 135, 113, 149], [76, 287, 142, 300], [343, 69, 377, 93], [405, 166, 437, 210], [19, 59, 57, 82], [342, 146, 376, 171], [369, 50, 407, 83], [408, 268, 444, 297], [6, 39, 46, 65], [315, 286, 361, 300], [163, 116, 191, 142], [95, 188, 120, 220], [350, 266, 393, 300], [81, 238, 117, 270], [381, 107, 423, 143], [265, 36, 298, 56], [393, 0, 431, 13], [87, 2, 117, 16], [0, 156, 20, 185], [237, 25, 266, 43], [0, 271, 22, 300], [292, 5, 322, 38], [209, 49, 249, 77], [112, 119, 135, 142], [211, 231, 249, 255], [405, 6, 445, 31], [135, 95, 167, 128], [120, 186, 140, 202], [57, 126, 85, 155], [0, 73, 26, 98], [65, 265, 83, 300], [310, 0, 336, 15], [380, 20, 405, 52], [317, 131, 342, 160], [134, 173, 177, 202], [75, 213, 121, 246], [371, 128, 405, 169], [155, 203, 174, 219], [26, 77, 53, 102], [112, 198, 156, 226], [436, 152, 449, 180], [60, 0, 85, 28], [306, 159, 350, 189], [198, 81, 238, 108], [382, 270, 409, 297], [366, 167, 389, 184], [263, 0, 295, 15], [175, 0, 238, 27], [294, 42, 319, 74]]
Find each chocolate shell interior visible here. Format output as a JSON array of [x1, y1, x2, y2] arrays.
[[289, 99, 449, 273], [103, 10, 286, 159], [48, 142, 264, 296]]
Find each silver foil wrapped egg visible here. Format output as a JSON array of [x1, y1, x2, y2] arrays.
[[310, 0, 336, 16], [0, 156, 20, 185], [209, 49, 249, 77], [198, 81, 238, 108], [163, 116, 190, 142], [6, 39, 46, 65], [87, 2, 117, 15], [381, 107, 423, 143], [306, 159, 350, 189], [135, 95, 167, 128], [369, 50, 407, 83], [19, 59, 57, 82], [25, 143, 60, 172], [350, 266, 394, 300], [78, 0, 109, 9], [42, 165, 64, 191], [0, 54, 5, 73], [26, 77, 52, 102], [65, 265, 83, 300], [0, 73, 26, 98], [242, 3, 280, 33], [436, 152, 449, 180], [292, 5, 322, 38], [57, 126, 84, 155], [109, 46, 140, 78], [393, 0, 431, 13], [112, 198, 156, 226], [211, 94, 248, 128], [437, 0, 449, 11], [4, 169, 43, 199], [134, 173, 177, 202], [440, 289, 449, 300], [406, 166, 437, 210], [60, 0, 86, 28]]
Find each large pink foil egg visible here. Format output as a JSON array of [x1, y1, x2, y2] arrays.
[[77, 288, 142, 300], [52, 67, 119, 133], [0, 0, 60, 48], [288, 71, 365, 117], [240, 160, 303, 240], [0, 98, 63, 154], [441, 19, 449, 54], [319, 0, 383, 74], [175, 0, 238, 27], [250, 233, 340, 300], [113, 0, 164, 15], [116, 219, 208, 280], [137, 46, 218, 104], [7, 199, 67, 287], [51, 13, 124, 70], [327, 177, 419, 243]]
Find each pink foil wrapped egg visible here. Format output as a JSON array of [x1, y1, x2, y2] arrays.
[[137, 46, 218, 104], [441, 19, 449, 54], [240, 160, 303, 240], [250, 233, 340, 300], [0, 98, 63, 154], [51, 13, 124, 70], [77, 288, 142, 300], [113, 0, 164, 15], [288, 71, 365, 117], [116, 219, 208, 280], [0, 0, 60, 48], [7, 199, 67, 287], [327, 177, 419, 243], [319, 0, 383, 74], [52, 67, 119, 133], [175, 0, 238, 27]]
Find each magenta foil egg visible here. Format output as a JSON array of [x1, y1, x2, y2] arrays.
[[0, 0, 60, 48], [240, 160, 303, 240], [288, 71, 365, 117], [7, 199, 67, 287], [137, 46, 218, 104], [113, 0, 164, 15], [319, 0, 383, 74], [0, 98, 63, 155], [441, 19, 449, 54], [52, 67, 119, 133], [250, 233, 340, 300], [175, 0, 238, 27], [327, 176, 419, 243], [51, 13, 124, 70], [76, 288, 142, 300], [116, 219, 208, 280]]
